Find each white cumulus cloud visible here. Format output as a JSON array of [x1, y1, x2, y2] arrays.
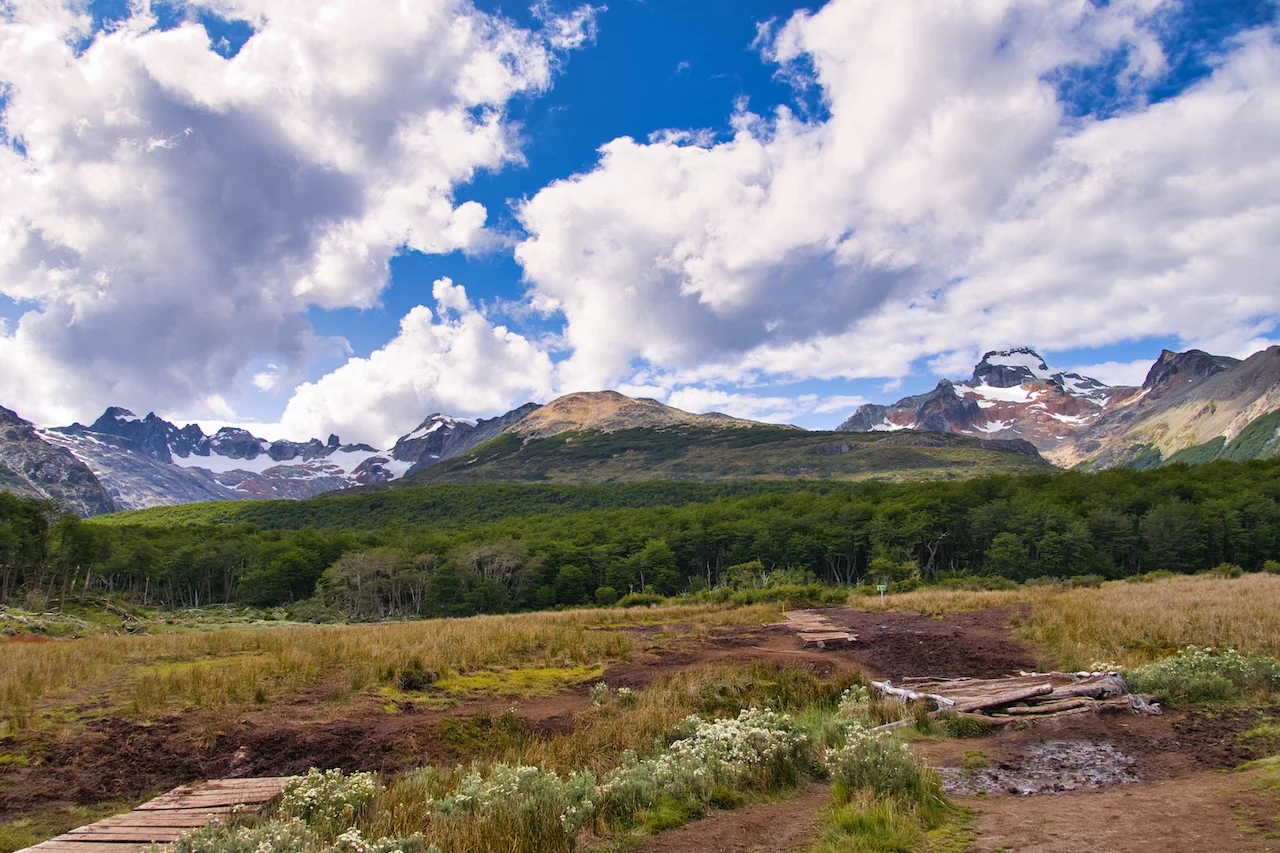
[[515, 0, 1280, 396], [279, 279, 555, 447], [0, 0, 592, 425]]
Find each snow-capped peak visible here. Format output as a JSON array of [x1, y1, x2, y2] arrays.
[[980, 347, 1053, 380], [103, 406, 141, 423]]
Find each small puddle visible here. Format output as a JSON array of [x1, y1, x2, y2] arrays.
[[940, 740, 1139, 796]]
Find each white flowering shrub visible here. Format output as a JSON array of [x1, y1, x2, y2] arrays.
[[165, 818, 316, 853], [1127, 646, 1280, 704], [281, 768, 379, 828], [589, 682, 610, 705], [431, 763, 601, 838], [598, 708, 811, 821], [836, 686, 871, 717], [616, 686, 636, 709], [163, 820, 433, 853], [330, 828, 434, 853], [824, 722, 939, 803]]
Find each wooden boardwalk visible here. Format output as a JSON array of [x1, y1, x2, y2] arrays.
[[783, 609, 856, 648], [20, 778, 291, 853]]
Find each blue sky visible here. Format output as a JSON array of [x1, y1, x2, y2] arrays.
[[1, 0, 1278, 444]]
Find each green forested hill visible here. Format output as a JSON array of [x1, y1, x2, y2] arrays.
[[396, 426, 1050, 486], [0, 457, 1260, 614], [94, 480, 834, 531]]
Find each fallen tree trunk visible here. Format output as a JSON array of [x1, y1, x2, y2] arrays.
[[948, 683, 1054, 714], [871, 680, 955, 709], [1006, 697, 1092, 716]]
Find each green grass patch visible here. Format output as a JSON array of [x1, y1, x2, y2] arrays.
[[433, 664, 605, 697], [0, 800, 141, 853]]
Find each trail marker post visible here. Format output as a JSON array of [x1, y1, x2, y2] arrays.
[[877, 584, 887, 605]]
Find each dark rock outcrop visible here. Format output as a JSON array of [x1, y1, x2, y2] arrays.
[[0, 406, 116, 516]]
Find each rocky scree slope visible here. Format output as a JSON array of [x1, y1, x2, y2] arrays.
[[1058, 347, 1280, 469], [0, 406, 116, 516]]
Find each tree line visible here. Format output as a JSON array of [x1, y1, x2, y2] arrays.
[[2, 457, 1279, 617]]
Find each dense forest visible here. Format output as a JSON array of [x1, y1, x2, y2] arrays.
[[3, 458, 1279, 617]]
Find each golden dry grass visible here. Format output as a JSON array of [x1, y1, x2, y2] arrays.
[[0, 603, 779, 731], [855, 573, 1280, 670]]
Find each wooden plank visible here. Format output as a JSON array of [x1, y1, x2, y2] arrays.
[[85, 809, 225, 824], [949, 683, 1054, 714], [63, 828, 189, 843], [28, 843, 149, 853], [136, 798, 272, 810], [17, 778, 294, 853]]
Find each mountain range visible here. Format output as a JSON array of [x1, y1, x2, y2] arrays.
[[2, 346, 1278, 516], [836, 345, 1280, 469]]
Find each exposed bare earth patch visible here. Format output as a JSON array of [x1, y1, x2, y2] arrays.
[[961, 767, 1280, 853], [623, 783, 830, 853]]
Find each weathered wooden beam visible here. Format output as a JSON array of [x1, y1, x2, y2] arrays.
[[948, 683, 1054, 714], [1006, 697, 1093, 716]]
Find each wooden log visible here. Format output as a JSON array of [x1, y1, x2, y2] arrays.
[[1006, 698, 1092, 716], [1025, 705, 1097, 721], [948, 683, 1053, 714], [871, 681, 955, 709]]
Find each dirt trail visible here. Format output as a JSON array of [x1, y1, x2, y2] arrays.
[[624, 784, 830, 853], [962, 765, 1279, 853]]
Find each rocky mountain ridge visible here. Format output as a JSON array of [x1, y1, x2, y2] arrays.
[[0, 406, 117, 516], [6, 345, 1278, 516], [837, 345, 1280, 468], [4, 393, 769, 514], [837, 347, 1136, 452], [1057, 346, 1280, 468]]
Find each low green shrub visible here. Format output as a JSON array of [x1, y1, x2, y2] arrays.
[[437, 711, 527, 757], [1125, 569, 1176, 584], [937, 713, 994, 739], [930, 575, 1020, 592], [640, 794, 702, 833], [1262, 560, 1280, 575], [1126, 646, 1280, 705], [1206, 563, 1244, 579], [824, 724, 942, 807], [395, 659, 438, 691], [615, 593, 666, 608], [1068, 574, 1106, 589]]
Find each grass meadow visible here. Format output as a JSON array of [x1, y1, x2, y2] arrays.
[[863, 572, 1280, 670], [0, 603, 780, 734], [3, 572, 1280, 852]]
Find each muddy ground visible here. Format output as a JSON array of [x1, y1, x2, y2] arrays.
[[3, 606, 1278, 853]]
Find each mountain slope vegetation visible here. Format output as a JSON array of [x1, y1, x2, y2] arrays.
[[396, 426, 1048, 486]]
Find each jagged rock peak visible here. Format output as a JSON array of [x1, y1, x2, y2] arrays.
[[972, 347, 1053, 388], [1142, 349, 1240, 392]]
